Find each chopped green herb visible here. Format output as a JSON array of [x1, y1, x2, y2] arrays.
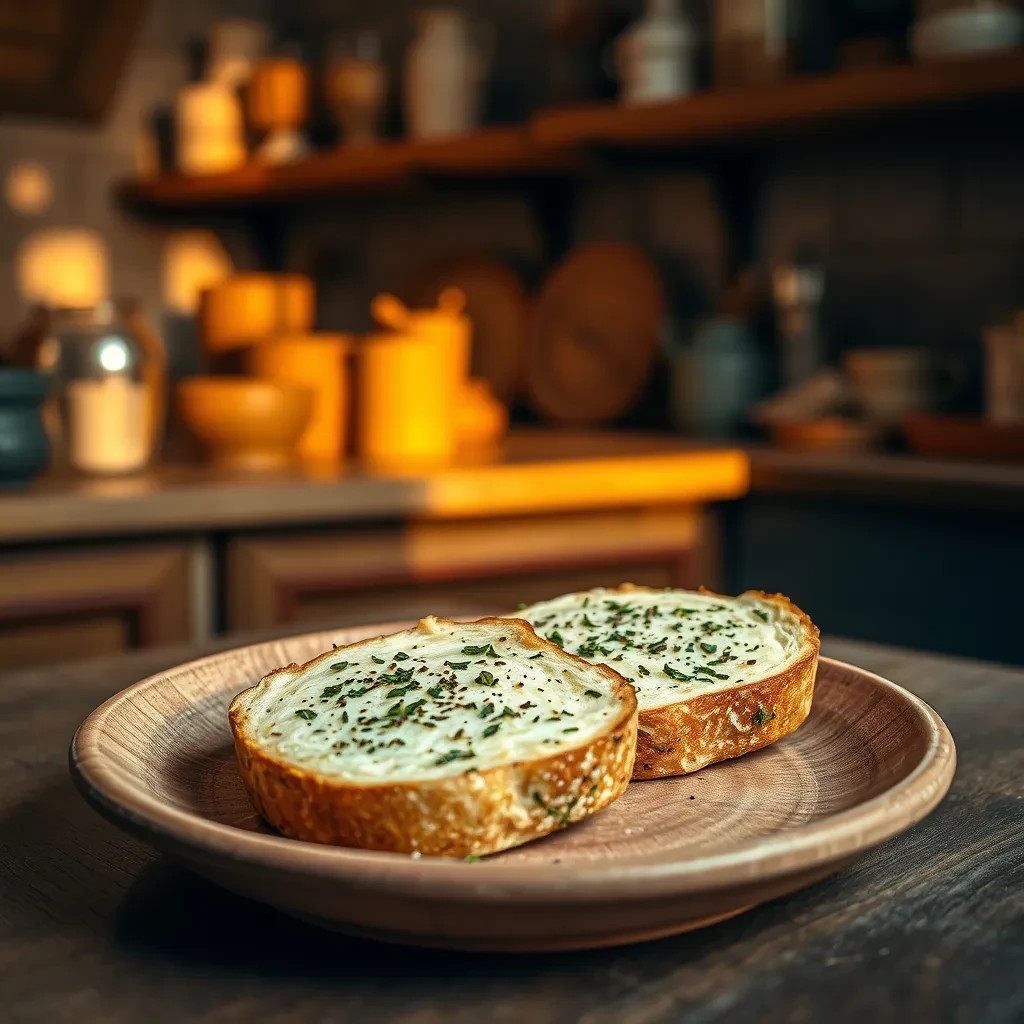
[[664, 665, 692, 682], [435, 749, 474, 766], [700, 642, 717, 654], [584, 689, 603, 699], [445, 660, 470, 671], [563, 726, 579, 733], [386, 698, 425, 719], [581, 614, 596, 628], [320, 683, 344, 699], [501, 706, 517, 718], [427, 685, 445, 699], [371, 656, 385, 664], [329, 661, 349, 672], [647, 638, 668, 655], [393, 652, 410, 661], [294, 709, 317, 720], [637, 664, 651, 678], [693, 665, 730, 680], [752, 708, 776, 727], [380, 667, 415, 685], [386, 683, 416, 698], [461, 644, 498, 657], [547, 630, 565, 649], [529, 652, 544, 660], [482, 723, 500, 737], [479, 702, 495, 718], [753, 609, 770, 623], [475, 670, 495, 687]]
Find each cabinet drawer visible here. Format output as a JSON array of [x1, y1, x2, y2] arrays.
[[0, 542, 203, 669], [228, 506, 717, 631]]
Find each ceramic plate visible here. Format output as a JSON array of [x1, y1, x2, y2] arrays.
[[71, 623, 956, 952]]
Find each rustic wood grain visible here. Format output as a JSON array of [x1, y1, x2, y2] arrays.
[[1, 634, 1020, 1021]]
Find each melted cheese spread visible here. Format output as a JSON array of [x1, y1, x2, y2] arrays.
[[518, 588, 804, 712], [238, 617, 625, 783]]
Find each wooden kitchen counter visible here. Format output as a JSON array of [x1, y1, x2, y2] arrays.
[[1, 634, 1019, 1023], [749, 447, 1024, 511], [0, 431, 748, 544]]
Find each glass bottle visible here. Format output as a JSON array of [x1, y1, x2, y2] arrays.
[[36, 300, 165, 476]]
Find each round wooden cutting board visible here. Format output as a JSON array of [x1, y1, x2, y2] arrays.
[[525, 243, 665, 425], [71, 623, 955, 952], [403, 254, 530, 404]]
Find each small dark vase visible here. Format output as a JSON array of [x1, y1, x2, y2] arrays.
[[0, 369, 51, 484]]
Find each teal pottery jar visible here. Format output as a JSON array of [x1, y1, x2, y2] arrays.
[[0, 369, 51, 484]]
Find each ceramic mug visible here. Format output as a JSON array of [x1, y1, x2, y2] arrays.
[[843, 347, 959, 423]]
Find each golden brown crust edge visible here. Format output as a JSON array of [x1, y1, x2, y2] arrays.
[[228, 616, 638, 857], [615, 586, 820, 780]]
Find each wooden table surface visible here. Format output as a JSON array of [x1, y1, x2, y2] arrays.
[[1, 634, 1021, 1024]]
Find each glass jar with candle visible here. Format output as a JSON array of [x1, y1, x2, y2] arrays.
[[37, 301, 165, 476]]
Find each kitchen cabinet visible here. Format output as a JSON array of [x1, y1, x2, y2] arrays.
[[728, 493, 1024, 664], [0, 433, 744, 667], [227, 506, 718, 632], [0, 541, 205, 669]]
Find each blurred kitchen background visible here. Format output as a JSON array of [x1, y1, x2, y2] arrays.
[[1, 0, 1023, 669]]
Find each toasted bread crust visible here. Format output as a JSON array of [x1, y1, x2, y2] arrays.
[[612, 586, 820, 779], [229, 617, 638, 857]]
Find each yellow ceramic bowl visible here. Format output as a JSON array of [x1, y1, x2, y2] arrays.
[[177, 376, 313, 471]]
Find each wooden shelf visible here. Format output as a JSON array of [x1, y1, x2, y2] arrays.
[[532, 50, 1024, 149], [118, 127, 579, 210], [118, 51, 1024, 212]]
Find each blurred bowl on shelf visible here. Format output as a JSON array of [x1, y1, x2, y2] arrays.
[[911, 5, 1024, 60], [200, 273, 315, 355], [768, 417, 884, 454], [176, 376, 312, 471]]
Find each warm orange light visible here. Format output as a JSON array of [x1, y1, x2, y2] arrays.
[[4, 161, 53, 215], [421, 450, 751, 517], [16, 227, 109, 307], [162, 231, 234, 315]]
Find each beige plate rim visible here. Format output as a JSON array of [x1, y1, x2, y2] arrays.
[[70, 629, 957, 903]]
